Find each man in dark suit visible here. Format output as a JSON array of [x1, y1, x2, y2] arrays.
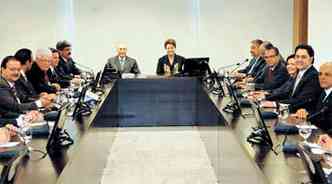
[[283, 44, 322, 113], [254, 45, 289, 91], [26, 49, 60, 94], [262, 54, 297, 97], [257, 45, 321, 113], [48, 48, 71, 88], [296, 62, 332, 131], [0, 56, 52, 118], [238, 39, 265, 77], [14, 48, 39, 102], [105, 44, 140, 75], [55, 40, 81, 80]]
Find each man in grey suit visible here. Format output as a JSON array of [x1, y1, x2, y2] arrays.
[[105, 44, 140, 74]]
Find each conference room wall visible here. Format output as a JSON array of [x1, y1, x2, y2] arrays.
[[0, 0, 293, 74], [309, 0, 332, 68]]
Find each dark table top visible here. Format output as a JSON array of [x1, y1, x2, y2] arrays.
[[3, 78, 313, 184]]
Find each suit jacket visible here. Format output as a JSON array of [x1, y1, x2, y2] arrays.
[[156, 54, 186, 75], [265, 77, 295, 101], [105, 56, 140, 74], [56, 57, 81, 80], [239, 57, 265, 77], [254, 62, 289, 91], [309, 91, 332, 132], [15, 75, 38, 103], [271, 66, 322, 113], [47, 68, 70, 88], [0, 76, 38, 118], [27, 63, 57, 94]]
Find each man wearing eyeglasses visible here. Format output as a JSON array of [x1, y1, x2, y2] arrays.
[[254, 44, 289, 91], [26, 49, 60, 94]]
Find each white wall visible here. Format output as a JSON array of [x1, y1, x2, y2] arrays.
[[0, 0, 293, 74], [309, 0, 332, 68]]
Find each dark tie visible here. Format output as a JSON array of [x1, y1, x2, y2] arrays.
[[267, 67, 273, 81], [11, 86, 21, 104], [44, 71, 49, 82], [321, 91, 327, 103]]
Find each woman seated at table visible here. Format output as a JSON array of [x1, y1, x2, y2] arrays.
[[156, 38, 186, 76]]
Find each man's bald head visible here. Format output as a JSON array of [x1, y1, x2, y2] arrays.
[[116, 43, 128, 58], [319, 62, 332, 89]]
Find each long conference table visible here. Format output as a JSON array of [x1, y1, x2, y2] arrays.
[[2, 76, 310, 184]]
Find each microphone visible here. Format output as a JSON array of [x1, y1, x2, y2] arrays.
[[72, 61, 94, 74], [217, 59, 249, 72], [308, 106, 328, 122]]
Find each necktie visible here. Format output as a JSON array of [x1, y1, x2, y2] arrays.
[[44, 71, 49, 83], [322, 91, 327, 103], [267, 67, 273, 82], [11, 86, 21, 104], [248, 59, 257, 74]]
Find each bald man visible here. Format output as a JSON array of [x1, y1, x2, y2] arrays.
[[296, 62, 332, 131], [105, 44, 140, 74]]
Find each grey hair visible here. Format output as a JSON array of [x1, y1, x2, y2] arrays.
[[35, 48, 52, 60]]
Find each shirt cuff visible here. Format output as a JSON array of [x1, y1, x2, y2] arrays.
[[35, 100, 42, 108], [16, 115, 25, 127]]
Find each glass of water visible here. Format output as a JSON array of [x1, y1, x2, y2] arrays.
[[298, 124, 312, 144]]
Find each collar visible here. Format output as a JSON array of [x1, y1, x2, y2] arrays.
[[6, 80, 15, 88], [61, 56, 68, 62], [118, 56, 126, 61], [20, 70, 27, 79], [325, 87, 332, 98]]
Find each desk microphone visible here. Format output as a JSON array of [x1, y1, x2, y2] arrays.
[[217, 59, 249, 73]]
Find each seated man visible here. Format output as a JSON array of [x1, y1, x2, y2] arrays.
[[47, 48, 72, 88], [254, 45, 289, 91], [0, 56, 52, 118], [105, 43, 140, 74], [55, 40, 81, 80], [27, 49, 60, 94], [14, 48, 47, 102], [251, 44, 322, 113], [295, 62, 332, 131], [237, 39, 265, 77], [250, 54, 297, 102]]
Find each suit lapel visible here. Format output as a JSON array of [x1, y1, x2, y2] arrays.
[[114, 57, 121, 72], [292, 66, 312, 96], [1, 77, 19, 102]]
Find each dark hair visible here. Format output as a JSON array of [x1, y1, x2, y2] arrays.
[[286, 54, 295, 62], [251, 39, 263, 46], [49, 47, 59, 54], [164, 38, 176, 49], [14, 48, 32, 65], [295, 44, 315, 63], [1, 56, 19, 68], [56, 40, 71, 51], [265, 44, 279, 56]]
